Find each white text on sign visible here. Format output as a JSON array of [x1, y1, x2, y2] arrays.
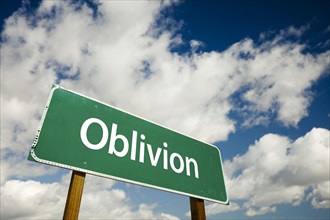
[[80, 118, 200, 178]]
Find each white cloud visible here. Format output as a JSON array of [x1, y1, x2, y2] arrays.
[[308, 181, 330, 209], [185, 201, 239, 217], [0, 155, 58, 184], [224, 127, 330, 216], [0, 174, 179, 219], [1, 180, 66, 219], [2, 0, 329, 147], [228, 37, 329, 127], [80, 175, 179, 219], [245, 205, 276, 217], [205, 202, 240, 216], [190, 39, 204, 52]]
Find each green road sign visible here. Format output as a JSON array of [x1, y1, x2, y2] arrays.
[[28, 85, 228, 204]]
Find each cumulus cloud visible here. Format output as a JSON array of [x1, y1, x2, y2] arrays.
[[186, 202, 240, 217], [1, 0, 330, 218], [205, 202, 240, 216], [308, 181, 330, 209], [0, 155, 58, 184], [1, 180, 66, 219], [0, 174, 179, 219], [224, 128, 330, 216], [245, 205, 276, 217], [1, 0, 329, 149]]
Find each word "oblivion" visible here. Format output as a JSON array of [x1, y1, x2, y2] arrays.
[[80, 118, 200, 178]]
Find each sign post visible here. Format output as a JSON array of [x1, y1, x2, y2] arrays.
[[190, 197, 206, 220], [28, 85, 228, 218], [63, 171, 86, 220]]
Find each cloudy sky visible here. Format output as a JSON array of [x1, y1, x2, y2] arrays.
[[1, 0, 329, 219]]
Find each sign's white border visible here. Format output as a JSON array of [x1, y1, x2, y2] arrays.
[[30, 85, 229, 205]]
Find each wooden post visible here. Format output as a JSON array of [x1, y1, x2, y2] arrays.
[[190, 197, 206, 220], [63, 171, 86, 220]]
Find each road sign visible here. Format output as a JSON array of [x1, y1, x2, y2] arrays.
[[28, 85, 228, 204]]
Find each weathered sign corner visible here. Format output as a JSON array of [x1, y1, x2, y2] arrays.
[[27, 150, 36, 162]]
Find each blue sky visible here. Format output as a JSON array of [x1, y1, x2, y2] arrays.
[[1, 0, 329, 219]]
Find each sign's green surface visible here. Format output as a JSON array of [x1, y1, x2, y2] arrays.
[[28, 86, 228, 204]]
